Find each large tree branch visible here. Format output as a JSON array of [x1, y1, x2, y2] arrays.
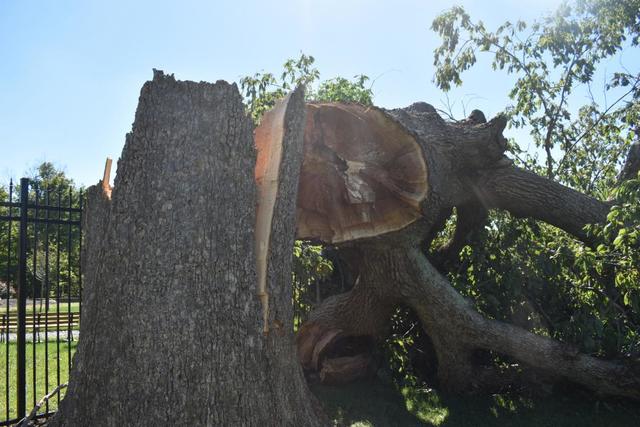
[[430, 110, 489, 270], [403, 247, 640, 400], [473, 166, 611, 243]]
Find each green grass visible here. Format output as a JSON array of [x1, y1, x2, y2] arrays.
[[313, 379, 640, 426], [5, 302, 80, 314], [0, 341, 637, 426], [0, 341, 76, 421]]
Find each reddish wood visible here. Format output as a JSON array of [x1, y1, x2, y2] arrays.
[[296, 322, 327, 370], [254, 94, 291, 335], [319, 354, 373, 385], [297, 103, 428, 244], [311, 329, 345, 371], [101, 157, 113, 198]]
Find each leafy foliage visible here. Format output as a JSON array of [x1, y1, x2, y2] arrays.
[[430, 0, 640, 362], [0, 163, 83, 299], [316, 75, 374, 106], [292, 241, 334, 329], [432, 0, 640, 180], [240, 53, 320, 122], [240, 53, 373, 122]]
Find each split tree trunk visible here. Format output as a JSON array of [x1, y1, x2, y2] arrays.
[[51, 72, 326, 426], [297, 102, 640, 400]]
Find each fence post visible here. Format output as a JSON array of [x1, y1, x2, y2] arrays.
[[17, 177, 29, 418]]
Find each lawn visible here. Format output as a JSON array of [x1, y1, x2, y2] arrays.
[[0, 341, 76, 422], [312, 379, 640, 426], [1, 342, 638, 426], [4, 301, 80, 315]]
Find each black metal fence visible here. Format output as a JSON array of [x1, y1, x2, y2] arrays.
[[0, 178, 82, 426]]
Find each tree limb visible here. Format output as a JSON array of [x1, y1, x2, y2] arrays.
[[473, 165, 611, 243], [404, 247, 640, 400]]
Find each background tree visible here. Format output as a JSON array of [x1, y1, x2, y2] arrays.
[[0, 163, 82, 301], [240, 53, 374, 122], [0, 182, 12, 298]]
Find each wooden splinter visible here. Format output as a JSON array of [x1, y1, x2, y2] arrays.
[[102, 157, 113, 199], [254, 94, 292, 335]]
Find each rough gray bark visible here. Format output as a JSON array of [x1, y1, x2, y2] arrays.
[[52, 72, 325, 426], [473, 166, 612, 243], [619, 141, 640, 183], [297, 103, 640, 400]]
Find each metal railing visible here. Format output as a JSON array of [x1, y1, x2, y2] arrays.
[[0, 178, 82, 426]]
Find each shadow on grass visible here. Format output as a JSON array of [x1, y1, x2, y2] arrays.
[[312, 379, 425, 426], [312, 379, 640, 427]]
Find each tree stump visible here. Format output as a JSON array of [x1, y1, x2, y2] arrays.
[[51, 72, 326, 426]]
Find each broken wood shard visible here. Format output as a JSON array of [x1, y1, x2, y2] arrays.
[[297, 103, 428, 244], [311, 328, 345, 371], [101, 157, 113, 199], [254, 93, 291, 335]]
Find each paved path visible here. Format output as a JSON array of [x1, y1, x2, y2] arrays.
[[2, 330, 80, 343], [0, 299, 75, 309]]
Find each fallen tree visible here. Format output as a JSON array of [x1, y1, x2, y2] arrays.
[[52, 69, 638, 425], [295, 102, 640, 400]]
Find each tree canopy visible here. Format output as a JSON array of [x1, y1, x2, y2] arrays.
[[427, 0, 640, 361]]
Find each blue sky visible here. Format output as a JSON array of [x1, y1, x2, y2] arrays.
[[0, 0, 633, 186]]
